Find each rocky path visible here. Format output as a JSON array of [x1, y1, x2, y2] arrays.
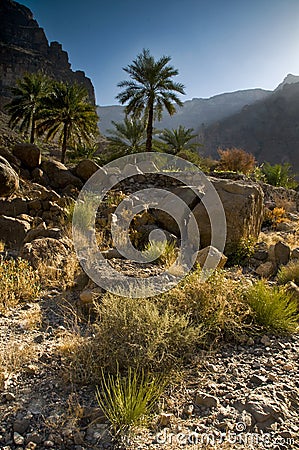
[[0, 289, 298, 450]]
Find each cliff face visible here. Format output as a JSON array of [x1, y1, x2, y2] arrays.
[[0, 0, 95, 108]]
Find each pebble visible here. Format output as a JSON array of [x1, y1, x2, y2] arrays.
[[13, 432, 24, 445]]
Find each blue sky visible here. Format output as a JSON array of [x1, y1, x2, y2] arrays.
[[19, 0, 299, 106]]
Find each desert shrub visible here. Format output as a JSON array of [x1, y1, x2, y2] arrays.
[[277, 260, 299, 285], [96, 367, 166, 436], [226, 236, 256, 266], [92, 295, 201, 374], [262, 162, 298, 189], [217, 147, 256, 174], [160, 268, 252, 344], [59, 294, 201, 383], [245, 280, 298, 333], [0, 258, 40, 312], [263, 207, 288, 229]]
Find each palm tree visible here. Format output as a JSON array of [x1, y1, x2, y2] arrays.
[[37, 82, 99, 163], [106, 117, 147, 156], [158, 125, 200, 154], [116, 49, 185, 152], [5, 72, 50, 144]]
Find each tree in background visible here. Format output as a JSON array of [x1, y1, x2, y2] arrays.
[[116, 49, 185, 152], [37, 81, 99, 163], [106, 117, 147, 156], [157, 125, 200, 154], [217, 147, 256, 174], [262, 162, 298, 189], [5, 72, 50, 144]]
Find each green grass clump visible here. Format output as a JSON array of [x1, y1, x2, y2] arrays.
[[96, 367, 166, 436], [141, 240, 177, 266], [245, 280, 298, 333], [0, 258, 40, 312], [277, 260, 299, 285]]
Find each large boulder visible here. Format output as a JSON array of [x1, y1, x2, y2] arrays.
[[12, 143, 41, 170], [0, 157, 19, 197], [75, 159, 100, 182], [152, 186, 203, 236], [21, 237, 69, 270], [41, 160, 82, 189], [0, 215, 30, 248], [191, 178, 264, 253]]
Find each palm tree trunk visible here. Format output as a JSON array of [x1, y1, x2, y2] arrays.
[[61, 123, 68, 164], [146, 100, 154, 152], [30, 115, 35, 144]]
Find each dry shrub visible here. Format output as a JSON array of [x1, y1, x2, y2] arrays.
[[263, 207, 289, 229], [0, 341, 39, 375], [0, 258, 40, 312], [217, 147, 256, 174], [57, 330, 100, 384], [37, 251, 80, 290], [160, 268, 252, 345], [58, 295, 202, 383]]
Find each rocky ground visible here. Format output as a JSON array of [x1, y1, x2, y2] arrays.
[[0, 283, 298, 450], [0, 131, 299, 448]]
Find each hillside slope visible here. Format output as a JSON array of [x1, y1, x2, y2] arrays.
[[97, 89, 270, 135], [200, 82, 299, 172]]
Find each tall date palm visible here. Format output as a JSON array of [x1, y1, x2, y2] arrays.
[[116, 49, 185, 152], [37, 82, 99, 163], [5, 72, 49, 144]]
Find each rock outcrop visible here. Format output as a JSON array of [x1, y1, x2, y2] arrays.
[[0, 156, 19, 196], [0, 0, 95, 108]]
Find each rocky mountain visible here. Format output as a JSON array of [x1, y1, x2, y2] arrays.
[[0, 0, 95, 108], [200, 79, 299, 172], [97, 89, 271, 135]]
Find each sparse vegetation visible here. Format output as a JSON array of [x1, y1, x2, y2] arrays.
[[217, 147, 256, 174], [142, 240, 177, 266], [96, 367, 166, 436], [245, 280, 299, 333], [277, 259, 299, 285], [263, 206, 289, 229], [262, 162, 298, 189], [226, 236, 256, 266], [0, 258, 40, 312]]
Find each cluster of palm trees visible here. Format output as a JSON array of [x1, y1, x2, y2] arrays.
[[5, 72, 99, 163], [6, 49, 201, 165]]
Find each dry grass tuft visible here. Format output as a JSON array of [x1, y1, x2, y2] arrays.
[[0, 258, 40, 312], [0, 341, 39, 375]]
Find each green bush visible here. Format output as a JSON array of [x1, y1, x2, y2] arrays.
[[226, 237, 256, 266], [262, 162, 298, 189], [96, 367, 166, 436], [245, 280, 298, 333]]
